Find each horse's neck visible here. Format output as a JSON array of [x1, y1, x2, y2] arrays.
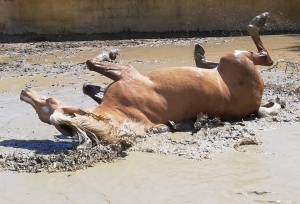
[[88, 105, 128, 124]]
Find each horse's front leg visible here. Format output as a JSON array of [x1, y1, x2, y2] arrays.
[[82, 83, 109, 104]]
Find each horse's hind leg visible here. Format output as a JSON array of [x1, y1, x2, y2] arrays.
[[247, 12, 273, 66], [194, 44, 219, 69]]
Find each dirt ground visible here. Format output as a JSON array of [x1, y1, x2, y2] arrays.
[[0, 34, 300, 173]]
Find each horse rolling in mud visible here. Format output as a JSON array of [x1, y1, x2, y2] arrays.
[[20, 12, 282, 149]]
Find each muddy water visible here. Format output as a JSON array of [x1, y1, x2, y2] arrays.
[[0, 35, 300, 203], [0, 124, 299, 203], [3, 35, 300, 67], [1, 35, 299, 93]]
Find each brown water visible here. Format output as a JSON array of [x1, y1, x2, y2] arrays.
[[0, 35, 300, 203]]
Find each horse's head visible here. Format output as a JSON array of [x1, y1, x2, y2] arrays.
[[20, 88, 77, 136], [20, 88, 144, 149], [20, 89, 57, 124]]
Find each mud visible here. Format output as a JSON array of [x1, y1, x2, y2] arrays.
[[0, 123, 300, 203], [0, 35, 300, 173]]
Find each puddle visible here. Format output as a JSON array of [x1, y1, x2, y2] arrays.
[[1, 35, 299, 93]]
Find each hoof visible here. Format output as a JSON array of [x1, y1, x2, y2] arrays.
[[82, 82, 101, 96], [82, 83, 104, 104], [194, 44, 205, 56], [82, 82, 91, 95], [249, 12, 269, 28], [194, 44, 206, 66], [108, 49, 119, 61]]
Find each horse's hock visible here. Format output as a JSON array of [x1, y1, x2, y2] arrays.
[[0, 0, 300, 34]]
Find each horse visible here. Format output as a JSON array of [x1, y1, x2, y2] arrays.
[[20, 12, 282, 149]]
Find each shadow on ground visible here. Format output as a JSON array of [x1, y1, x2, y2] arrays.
[[0, 138, 73, 154]]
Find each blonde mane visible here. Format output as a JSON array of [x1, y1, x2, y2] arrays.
[[50, 110, 146, 148]]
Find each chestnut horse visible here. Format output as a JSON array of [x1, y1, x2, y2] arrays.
[[20, 12, 281, 149]]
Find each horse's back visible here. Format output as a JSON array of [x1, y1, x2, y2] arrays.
[[144, 67, 231, 121]]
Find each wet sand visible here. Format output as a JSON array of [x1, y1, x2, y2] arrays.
[[0, 35, 300, 202]]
